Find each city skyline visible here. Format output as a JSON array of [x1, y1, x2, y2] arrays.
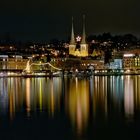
[[0, 0, 140, 42]]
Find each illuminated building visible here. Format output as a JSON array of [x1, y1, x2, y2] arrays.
[[122, 53, 140, 68], [69, 15, 88, 57], [109, 59, 123, 69]]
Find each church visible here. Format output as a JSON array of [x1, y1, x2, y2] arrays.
[[69, 15, 88, 57]]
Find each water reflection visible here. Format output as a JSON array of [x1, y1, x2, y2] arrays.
[[65, 78, 90, 135], [0, 78, 8, 115], [93, 76, 108, 119], [26, 78, 31, 116], [134, 76, 140, 112], [0, 77, 63, 119], [124, 76, 134, 119], [0, 76, 140, 136]]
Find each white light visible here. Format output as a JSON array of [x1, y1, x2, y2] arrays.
[[75, 69, 78, 72], [76, 36, 81, 42], [126, 69, 130, 73], [123, 54, 135, 57]]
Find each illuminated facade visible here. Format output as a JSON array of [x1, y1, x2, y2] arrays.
[[123, 53, 140, 68], [69, 15, 88, 57]]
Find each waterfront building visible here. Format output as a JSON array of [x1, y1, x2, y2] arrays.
[[108, 49, 140, 69], [123, 53, 140, 68], [0, 55, 8, 61], [123, 54, 135, 68], [69, 15, 88, 57], [109, 59, 123, 69]]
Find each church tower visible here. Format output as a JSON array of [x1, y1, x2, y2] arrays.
[[69, 17, 76, 55], [80, 15, 88, 57]]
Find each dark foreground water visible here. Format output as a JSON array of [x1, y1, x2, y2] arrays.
[[0, 75, 140, 140]]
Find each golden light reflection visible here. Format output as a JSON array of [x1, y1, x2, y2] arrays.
[[1, 75, 140, 128], [14, 78, 23, 111], [66, 78, 89, 135], [26, 78, 31, 116], [50, 79, 55, 116], [46, 78, 62, 117], [124, 76, 134, 118], [9, 90, 15, 120], [134, 76, 140, 111], [93, 76, 108, 119], [39, 79, 43, 111], [8, 78, 15, 121]]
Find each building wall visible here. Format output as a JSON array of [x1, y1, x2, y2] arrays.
[[69, 43, 88, 57], [123, 56, 140, 68]]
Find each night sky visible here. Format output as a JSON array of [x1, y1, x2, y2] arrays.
[[0, 0, 140, 42]]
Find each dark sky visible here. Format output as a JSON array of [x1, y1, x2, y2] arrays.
[[0, 0, 140, 42]]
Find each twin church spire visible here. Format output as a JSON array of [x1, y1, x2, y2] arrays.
[[70, 15, 86, 45], [69, 15, 88, 57]]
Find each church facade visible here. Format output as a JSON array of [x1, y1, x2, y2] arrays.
[[69, 16, 88, 57]]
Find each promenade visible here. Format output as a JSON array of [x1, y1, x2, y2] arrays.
[[0, 59, 140, 77]]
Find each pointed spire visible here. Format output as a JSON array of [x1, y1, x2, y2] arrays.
[[70, 16, 75, 45], [81, 14, 86, 44]]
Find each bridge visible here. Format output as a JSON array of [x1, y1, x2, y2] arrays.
[[23, 60, 62, 73]]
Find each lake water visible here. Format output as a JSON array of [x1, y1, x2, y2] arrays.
[[0, 75, 140, 140]]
